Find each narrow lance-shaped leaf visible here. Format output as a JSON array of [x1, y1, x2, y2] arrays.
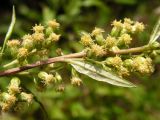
[[1, 6, 16, 56], [149, 17, 160, 44], [67, 59, 136, 87]]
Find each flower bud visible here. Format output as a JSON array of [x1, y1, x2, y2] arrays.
[[17, 48, 28, 60], [80, 33, 93, 46], [38, 71, 54, 85], [118, 66, 130, 77], [48, 33, 61, 42], [7, 40, 20, 56], [48, 19, 60, 29], [95, 34, 105, 45], [32, 32, 44, 42], [56, 85, 65, 92], [132, 56, 154, 74], [90, 44, 106, 57], [123, 59, 133, 68], [44, 33, 60, 47], [105, 56, 122, 68], [122, 18, 133, 33], [91, 27, 104, 37], [8, 77, 21, 95], [20, 92, 33, 104], [105, 36, 116, 48], [132, 22, 145, 33], [1, 92, 16, 111], [71, 77, 82, 86], [7, 39, 20, 47], [118, 33, 132, 46], [124, 18, 134, 24], [91, 27, 105, 45], [123, 22, 132, 33], [22, 34, 34, 50], [111, 20, 123, 36], [32, 24, 44, 33]]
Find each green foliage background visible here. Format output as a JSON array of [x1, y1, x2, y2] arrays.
[[0, 0, 160, 120]]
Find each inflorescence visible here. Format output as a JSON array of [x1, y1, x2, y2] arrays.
[[0, 18, 159, 112]]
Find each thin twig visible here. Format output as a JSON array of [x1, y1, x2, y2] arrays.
[[113, 45, 149, 54]]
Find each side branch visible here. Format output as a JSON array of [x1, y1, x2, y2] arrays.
[[113, 45, 149, 54]]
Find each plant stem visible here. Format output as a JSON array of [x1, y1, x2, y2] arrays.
[[0, 45, 154, 77], [0, 52, 86, 77], [113, 45, 149, 54]]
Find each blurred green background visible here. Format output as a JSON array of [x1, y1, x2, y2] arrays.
[[0, 0, 160, 120]]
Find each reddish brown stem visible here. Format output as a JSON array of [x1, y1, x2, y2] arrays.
[[0, 45, 151, 77], [0, 52, 86, 77]]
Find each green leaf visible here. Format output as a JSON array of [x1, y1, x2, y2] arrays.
[[149, 18, 160, 44], [68, 59, 136, 87], [1, 6, 16, 55]]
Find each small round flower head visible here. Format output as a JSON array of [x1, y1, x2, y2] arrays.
[[91, 44, 106, 57], [56, 85, 65, 92], [105, 36, 116, 48], [91, 27, 104, 36], [118, 33, 132, 46], [80, 33, 93, 46], [18, 48, 28, 58], [123, 59, 133, 68], [38, 71, 54, 85], [48, 33, 61, 42], [20, 92, 33, 104], [111, 20, 123, 28], [23, 34, 33, 41], [8, 77, 21, 95], [48, 19, 60, 29], [105, 56, 123, 68], [2, 103, 11, 112], [32, 24, 44, 33], [71, 77, 82, 86], [124, 18, 134, 24], [32, 32, 44, 42], [2, 93, 17, 111], [123, 22, 132, 32], [118, 66, 130, 77], [44, 74, 54, 85], [22, 34, 34, 50], [132, 57, 154, 74], [133, 22, 145, 32], [7, 39, 20, 47]]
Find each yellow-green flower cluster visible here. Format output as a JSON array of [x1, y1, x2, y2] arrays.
[[132, 57, 154, 74], [104, 56, 130, 77], [111, 18, 145, 34], [80, 28, 106, 57], [38, 71, 62, 86], [7, 19, 61, 65], [0, 77, 33, 112], [104, 55, 154, 77], [80, 18, 145, 58]]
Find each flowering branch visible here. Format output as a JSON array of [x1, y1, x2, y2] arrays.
[[0, 44, 157, 77]]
